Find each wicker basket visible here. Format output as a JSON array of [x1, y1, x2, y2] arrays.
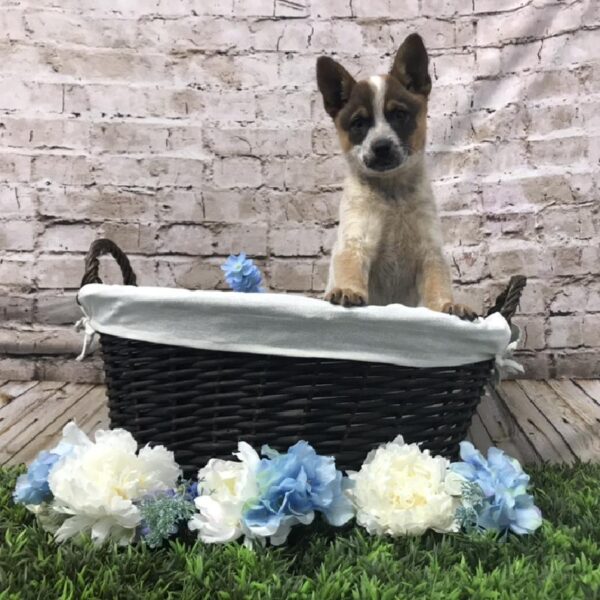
[[79, 239, 526, 477]]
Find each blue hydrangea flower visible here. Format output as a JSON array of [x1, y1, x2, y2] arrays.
[[13, 437, 75, 506], [450, 442, 542, 535], [242, 441, 354, 545], [221, 253, 263, 293], [13, 451, 62, 505]]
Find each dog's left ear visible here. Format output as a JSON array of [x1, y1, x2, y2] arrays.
[[316, 56, 356, 119], [390, 33, 432, 97]]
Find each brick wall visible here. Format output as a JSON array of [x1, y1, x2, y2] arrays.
[[0, 0, 598, 381]]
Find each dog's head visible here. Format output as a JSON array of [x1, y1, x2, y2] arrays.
[[316, 34, 431, 178]]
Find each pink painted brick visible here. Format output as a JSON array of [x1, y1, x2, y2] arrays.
[[94, 156, 208, 187], [40, 224, 98, 253], [0, 153, 32, 182], [432, 180, 481, 212], [257, 91, 312, 122], [583, 315, 600, 347], [0, 117, 90, 151], [213, 157, 263, 189], [157, 224, 214, 256], [232, 0, 273, 16], [189, 0, 235, 16], [421, 0, 473, 16], [513, 316, 546, 350], [553, 351, 599, 379], [450, 245, 490, 283], [430, 53, 476, 86], [205, 128, 312, 157], [37, 186, 157, 222], [475, 48, 501, 77], [202, 189, 268, 222], [473, 0, 530, 13], [213, 224, 269, 257], [488, 240, 543, 278], [0, 255, 34, 286], [30, 154, 94, 186], [158, 190, 204, 222], [353, 0, 418, 18], [0, 186, 35, 218], [269, 259, 313, 291], [100, 222, 157, 254], [275, 0, 309, 17], [547, 315, 583, 349], [311, 0, 352, 18], [270, 225, 322, 257], [472, 76, 524, 110], [311, 259, 329, 292], [0, 294, 34, 322], [517, 280, 551, 315], [267, 190, 340, 223], [156, 256, 230, 289], [91, 122, 171, 154], [440, 213, 483, 246], [310, 21, 363, 52], [33, 255, 84, 289], [0, 220, 36, 253], [527, 136, 587, 168]]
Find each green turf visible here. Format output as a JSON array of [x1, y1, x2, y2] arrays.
[[1, 464, 599, 600]]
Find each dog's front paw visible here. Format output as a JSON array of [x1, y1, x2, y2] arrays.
[[441, 302, 478, 321], [325, 287, 367, 307]]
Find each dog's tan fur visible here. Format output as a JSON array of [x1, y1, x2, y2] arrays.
[[316, 34, 475, 319]]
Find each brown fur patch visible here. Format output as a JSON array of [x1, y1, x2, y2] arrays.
[[334, 81, 375, 150], [332, 248, 369, 296], [419, 258, 453, 311], [384, 76, 427, 153], [408, 106, 428, 152]]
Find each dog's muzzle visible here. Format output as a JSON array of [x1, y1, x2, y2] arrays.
[[364, 138, 404, 172]]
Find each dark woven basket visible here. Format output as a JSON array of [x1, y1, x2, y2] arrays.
[[80, 239, 526, 477]]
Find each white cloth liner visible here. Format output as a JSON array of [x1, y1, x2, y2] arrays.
[[76, 284, 523, 374]]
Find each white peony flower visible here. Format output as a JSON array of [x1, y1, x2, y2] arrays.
[[47, 422, 180, 545], [347, 435, 460, 536], [188, 442, 260, 544]]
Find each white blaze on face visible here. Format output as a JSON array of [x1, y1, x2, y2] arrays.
[[351, 75, 402, 173], [369, 75, 387, 132]]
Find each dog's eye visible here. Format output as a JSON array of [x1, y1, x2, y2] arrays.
[[350, 115, 369, 130], [388, 108, 409, 123]]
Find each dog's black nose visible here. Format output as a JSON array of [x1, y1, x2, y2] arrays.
[[371, 138, 393, 157]]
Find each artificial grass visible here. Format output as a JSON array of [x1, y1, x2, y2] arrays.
[[1, 464, 599, 600]]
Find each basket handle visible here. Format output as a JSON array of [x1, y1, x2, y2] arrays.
[[486, 275, 526, 323], [80, 238, 137, 288]]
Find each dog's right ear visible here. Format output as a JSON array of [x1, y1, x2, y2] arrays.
[[316, 56, 356, 119]]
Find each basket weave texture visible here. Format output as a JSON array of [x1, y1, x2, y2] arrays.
[[81, 239, 526, 476]]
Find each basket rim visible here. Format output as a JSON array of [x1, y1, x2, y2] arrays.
[[77, 283, 516, 370]]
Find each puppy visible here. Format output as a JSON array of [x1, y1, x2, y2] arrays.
[[316, 33, 476, 320]]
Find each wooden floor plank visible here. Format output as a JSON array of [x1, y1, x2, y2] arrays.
[[5, 385, 106, 466], [573, 380, 600, 406], [4, 379, 600, 467], [0, 380, 40, 400], [495, 381, 577, 464], [80, 404, 110, 439], [518, 380, 600, 463], [549, 380, 600, 422], [0, 381, 65, 439], [0, 383, 93, 465], [478, 386, 540, 465]]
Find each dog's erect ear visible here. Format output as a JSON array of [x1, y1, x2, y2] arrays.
[[390, 33, 432, 97], [316, 56, 356, 119]]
